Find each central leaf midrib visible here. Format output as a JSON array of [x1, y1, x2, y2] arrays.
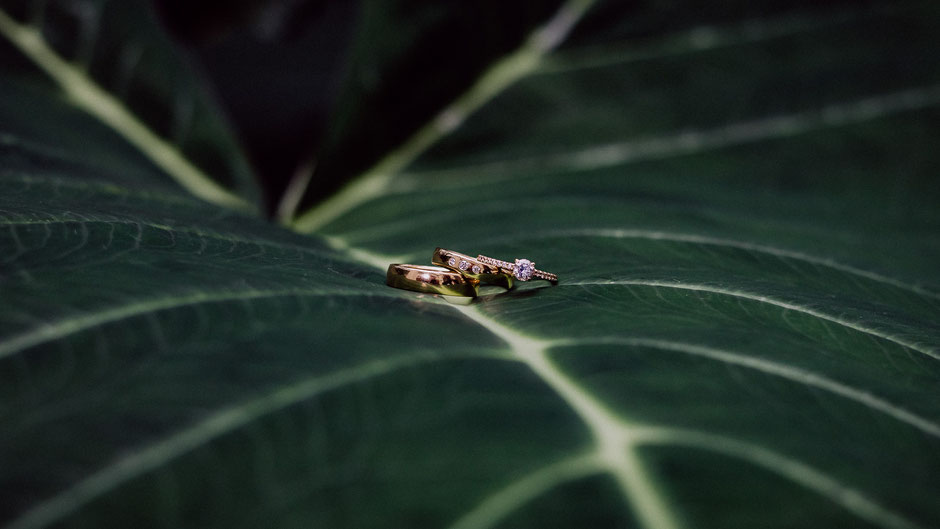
[[325, 223, 937, 528], [328, 246, 923, 529], [3, 0, 935, 526], [8, 242, 928, 529]]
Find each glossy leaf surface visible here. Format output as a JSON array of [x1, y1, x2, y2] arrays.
[[2, 1, 940, 529], [0, 0, 259, 208]]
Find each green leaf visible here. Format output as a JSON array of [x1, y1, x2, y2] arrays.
[[0, 0, 259, 210], [3, 1, 940, 529], [159, 0, 361, 214], [298, 0, 568, 208]]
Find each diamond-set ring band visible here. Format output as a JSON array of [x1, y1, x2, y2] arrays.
[[476, 255, 558, 283], [433, 248, 514, 289], [386, 248, 558, 298]]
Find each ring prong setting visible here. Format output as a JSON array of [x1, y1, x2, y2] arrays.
[[514, 259, 535, 281]]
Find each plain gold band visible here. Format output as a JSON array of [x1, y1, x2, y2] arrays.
[[386, 264, 479, 297], [433, 248, 513, 289]]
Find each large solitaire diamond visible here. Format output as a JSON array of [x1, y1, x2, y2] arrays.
[[514, 259, 535, 281]]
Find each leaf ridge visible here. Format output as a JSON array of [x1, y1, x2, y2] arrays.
[[339, 240, 931, 527], [526, 229, 940, 301], [445, 453, 605, 529], [637, 427, 925, 529], [0, 171, 207, 208], [452, 305, 682, 529], [538, 4, 907, 75], [0, 218, 359, 265], [567, 280, 940, 360], [5, 351, 500, 529], [550, 337, 940, 438], [401, 84, 940, 182], [0, 8, 253, 212], [339, 224, 939, 302], [290, 0, 597, 233], [0, 288, 394, 361]]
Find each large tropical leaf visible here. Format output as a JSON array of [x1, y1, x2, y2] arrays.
[[156, 0, 361, 213], [2, 1, 940, 529], [299, 0, 566, 208], [0, 0, 259, 209]]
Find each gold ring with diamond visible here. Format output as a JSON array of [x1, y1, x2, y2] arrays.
[[433, 248, 513, 289], [386, 264, 478, 297], [476, 255, 558, 283]]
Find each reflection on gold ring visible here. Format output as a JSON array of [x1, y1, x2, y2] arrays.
[[386, 264, 478, 297]]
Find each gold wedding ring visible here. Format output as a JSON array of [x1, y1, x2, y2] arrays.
[[386, 249, 558, 298], [476, 255, 558, 283], [433, 248, 513, 289], [386, 264, 478, 297]]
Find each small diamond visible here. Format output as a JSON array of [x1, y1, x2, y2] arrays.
[[447, 257, 457, 267], [514, 259, 534, 281], [471, 264, 482, 274], [459, 260, 470, 271]]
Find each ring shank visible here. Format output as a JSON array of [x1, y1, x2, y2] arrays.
[[532, 270, 558, 282], [386, 264, 478, 297]]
